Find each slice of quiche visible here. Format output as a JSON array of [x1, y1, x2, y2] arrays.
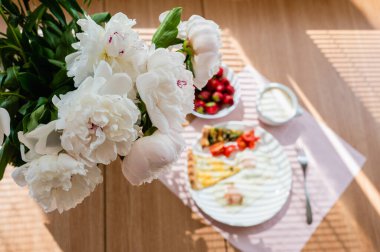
[[188, 149, 241, 190]]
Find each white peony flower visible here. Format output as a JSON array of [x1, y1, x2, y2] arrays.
[[18, 120, 62, 162], [185, 15, 221, 89], [54, 61, 140, 166], [12, 153, 103, 213], [0, 108, 10, 145], [122, 130, 185, 185], [159, 11, 222, 89], [66, 13, 148, 86], [158, 12, 221, 89], [136, 48, 194, 133]]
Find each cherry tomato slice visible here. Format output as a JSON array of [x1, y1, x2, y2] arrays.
[[236, 136, 247, 151], [242, 130, 256, 143], [248, 140, 256, 149], [209, 142, 225, 156], [223, 145, 237, 157]]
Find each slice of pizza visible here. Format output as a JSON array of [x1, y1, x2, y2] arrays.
[[187, 149, 241, 190]]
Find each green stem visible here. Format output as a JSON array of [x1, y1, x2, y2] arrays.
[[0, 6, 27, 62], [0, 92, 26, 99], [0, 44, 24, 53], [183, 40, 194, 56]]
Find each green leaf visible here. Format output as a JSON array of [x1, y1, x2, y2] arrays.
[[83, 0, 92, 7], [40, 0, 66, 26], [3, 66, 20, 90], [48, 59, 65, 68], [53, 83, 74, 96], [0, 95, 19, 116], [1, 0, 20, 16], [91, 12, 111, 24], [58, 0, 83, 15], [0, 138, 15, 180], [44, 20, 63, 36], [24, 5, 47, 32], [9, 124, 20, 145], [39, 106, 51, 122], [0, 72, 5, 87], [172, 38, 184, 45], [144, 126, 157, 136], [18, 100, 35, 115], [55, 43, 73, 61], [152, 7, 182, 48], [36, 97, 48, 107], [18, 72, 46, 94], [20, 29, 31, 51], [42, 28, 60, 48], [50, 106, 58, 120], [6, 25, 22, 47], [26, 104, 45, 132], [54, 25, 76, 60], [50, 68, 70, 89], [57, 0, 81, 20]]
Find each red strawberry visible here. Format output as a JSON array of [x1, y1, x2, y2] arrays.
[[220, 78, 230, 87], [198, 90, 211, 101], [225, 85, 235, 95], [207, 79, 220, 91], [205, 80, 214, 92], [195, 99, 206, 108], [212, 91, 224, 102], [216, 83, 224, 93], [205, 102, 220, 115], [223, 95, 234, 106], [216, 67, 224, 78]]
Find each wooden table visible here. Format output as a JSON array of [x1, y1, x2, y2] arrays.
[[1, 0, 380, 251]]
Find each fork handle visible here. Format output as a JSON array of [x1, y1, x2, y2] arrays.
[[304, 183, 313, 225]]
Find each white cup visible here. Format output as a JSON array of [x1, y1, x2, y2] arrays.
[[256, 83, 303, 126]]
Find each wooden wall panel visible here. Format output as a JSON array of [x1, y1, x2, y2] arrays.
[[104, 0, 203, 27]]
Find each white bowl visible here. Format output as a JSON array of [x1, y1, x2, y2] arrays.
[[256, 83, 303, 126], [192, 64, 241, 119]]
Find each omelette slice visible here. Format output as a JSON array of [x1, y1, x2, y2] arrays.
[[187, 149, 241, 190]]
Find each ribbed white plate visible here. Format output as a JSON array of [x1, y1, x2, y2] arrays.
[[187, 121, 292, 227]]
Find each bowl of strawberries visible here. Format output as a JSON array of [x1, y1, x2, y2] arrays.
[[193, 64, 241, 119]]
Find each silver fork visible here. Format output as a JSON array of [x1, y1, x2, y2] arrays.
[[296, 142, 313, 225]]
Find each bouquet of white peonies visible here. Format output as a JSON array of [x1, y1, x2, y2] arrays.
[[0, 1, 221, 213]]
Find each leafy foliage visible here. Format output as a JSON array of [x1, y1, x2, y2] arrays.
[[0, 0, 109, 179], [152, 8, 195, 77], [152, 7, 183, 48]]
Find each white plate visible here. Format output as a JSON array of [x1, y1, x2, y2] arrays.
[[187, 121, 292, 227], [192, 64, 241, 119]]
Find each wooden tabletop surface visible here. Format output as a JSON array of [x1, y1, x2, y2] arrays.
[[1, 0, 380, 251]]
